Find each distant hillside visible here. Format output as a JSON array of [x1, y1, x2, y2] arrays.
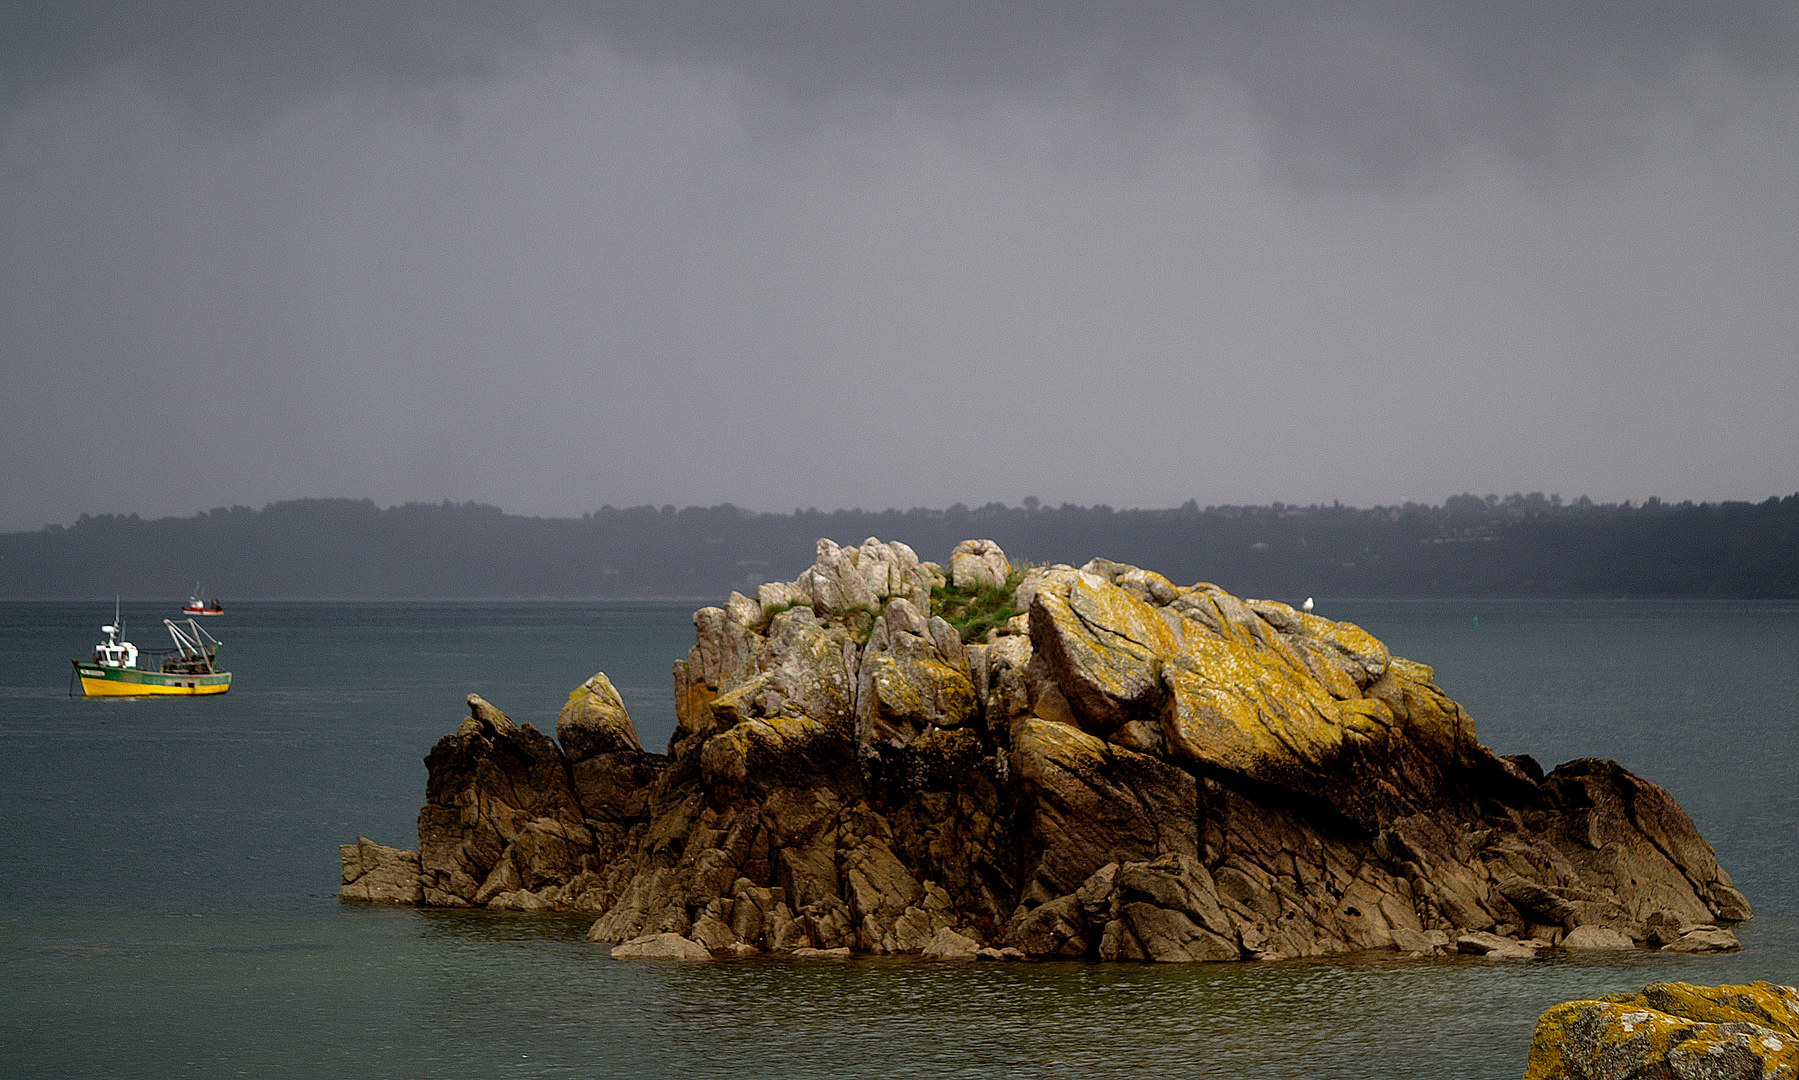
[[2, 493, 1795, 600]]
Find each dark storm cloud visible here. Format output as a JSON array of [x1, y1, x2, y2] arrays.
[[6, 2, 1796, 186], [593, 2, 1799, 185], [3, 3, 1796, 531]]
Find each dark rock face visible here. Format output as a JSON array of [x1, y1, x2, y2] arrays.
[[342, 538, 1751, 961], [415, 694, 591, 909], [406, 686, 661, 912]]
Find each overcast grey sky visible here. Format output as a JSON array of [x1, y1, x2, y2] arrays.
[[3, 2, 1796, 531]]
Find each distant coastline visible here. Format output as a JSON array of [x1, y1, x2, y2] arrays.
[[4, 493, 1795, 601]]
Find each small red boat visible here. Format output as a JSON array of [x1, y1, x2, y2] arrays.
[[181, 584, 224, 616]]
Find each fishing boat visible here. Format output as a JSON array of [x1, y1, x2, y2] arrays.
[[181, 584, 224, 616], [70, 608, 231, 696]]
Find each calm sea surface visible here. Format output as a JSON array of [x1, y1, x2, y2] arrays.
[[2, 598, 1797, 1079]]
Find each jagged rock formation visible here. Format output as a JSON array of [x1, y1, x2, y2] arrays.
[[341, 537, 1750, 962], [1524, 982, 1799, 1079]]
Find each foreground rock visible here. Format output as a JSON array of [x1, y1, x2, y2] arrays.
[[1524, 982, 1799, 1079], [341, 537, 1750, 963], [338, 837, 422, 904], [611, 933, 711, 961]]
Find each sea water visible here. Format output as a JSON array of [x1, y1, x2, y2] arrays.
[[1, 598, 1796, 1079]]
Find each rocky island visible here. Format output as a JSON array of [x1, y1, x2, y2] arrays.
[[341, 537, 1749, 962]]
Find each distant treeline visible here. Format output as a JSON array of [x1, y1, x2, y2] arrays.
[[4, 492, 1796, 601]]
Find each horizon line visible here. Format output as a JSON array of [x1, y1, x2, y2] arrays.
[[24, 490, 1799, 534]]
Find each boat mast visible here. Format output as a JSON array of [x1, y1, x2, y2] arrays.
[[163, 618, 221, 672]]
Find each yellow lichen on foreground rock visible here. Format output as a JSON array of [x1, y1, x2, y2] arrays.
[[1524, 982, 1799, 1079], [345, 536, 1751, 970]]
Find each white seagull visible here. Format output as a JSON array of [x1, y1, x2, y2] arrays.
[[1302, 597, 1315, 612]]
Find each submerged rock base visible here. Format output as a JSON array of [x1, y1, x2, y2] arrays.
[[341, 537, 1749, 963]]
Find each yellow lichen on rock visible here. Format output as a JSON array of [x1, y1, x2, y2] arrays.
[[1637, 982, 1799, 1031], [856, 599, 978, 745], [556, 671, 643, 755], [698, 711, 851, 793], [1068, 569, 1180, 659], [1010, 715, 1115, 779], [864, 650, 977, 730], [1160, 627, 1353, 777], [1029, 572, 1166, 726], [1364, 656, 1476, 761], [1524, 982, 1799, 1080], [1025, 560, 1462, 803]]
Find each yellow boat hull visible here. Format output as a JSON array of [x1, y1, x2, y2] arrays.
[[73, 662, 231, 696]]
